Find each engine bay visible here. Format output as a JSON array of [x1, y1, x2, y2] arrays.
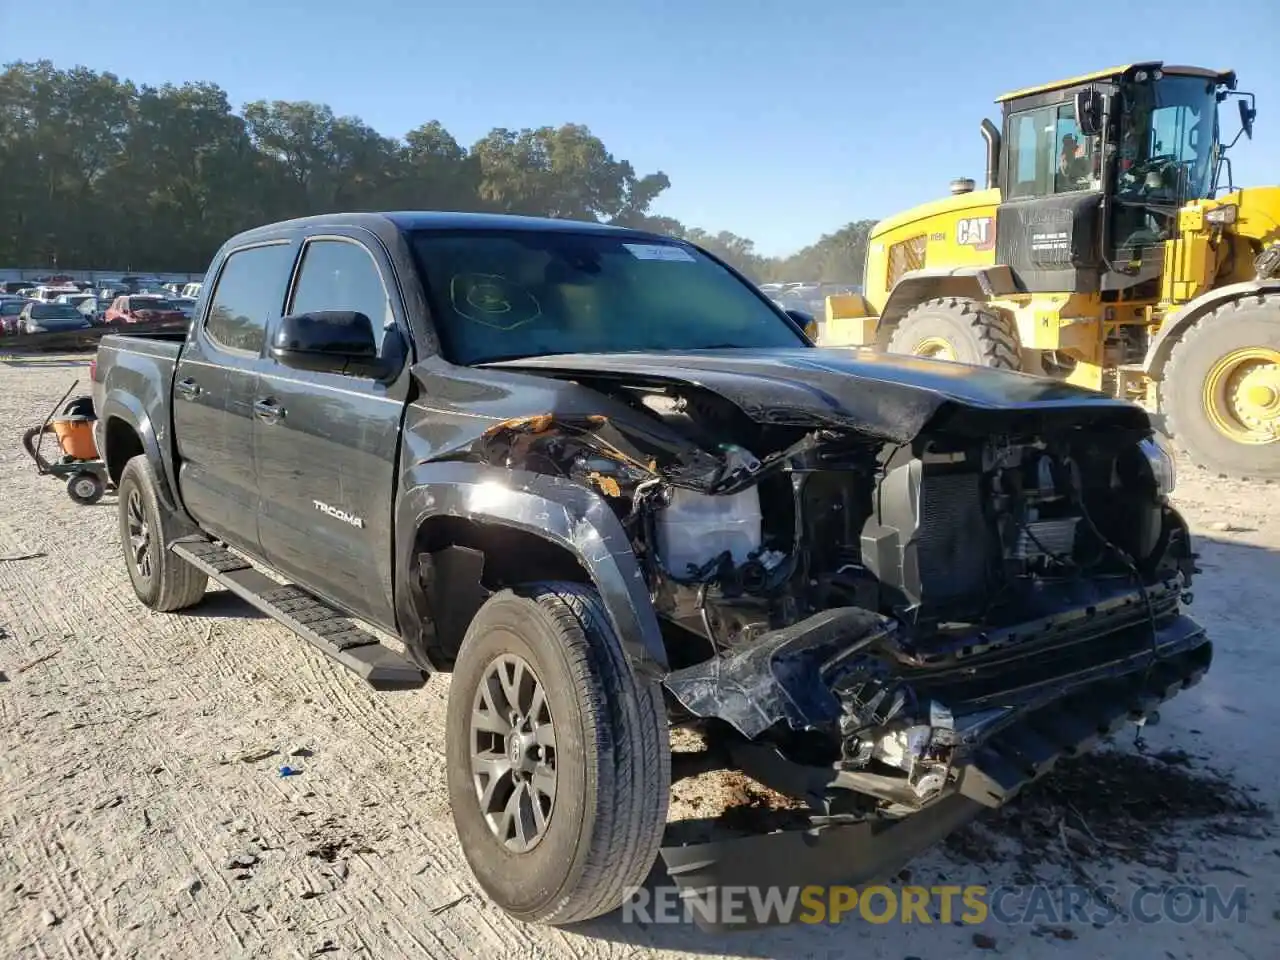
[[462, 372, 1198, 818]]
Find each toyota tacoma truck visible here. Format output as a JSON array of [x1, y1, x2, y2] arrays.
[[94, 212, 1210, 926]]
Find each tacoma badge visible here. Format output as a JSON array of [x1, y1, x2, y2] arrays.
[[313, 500, 365, 529]]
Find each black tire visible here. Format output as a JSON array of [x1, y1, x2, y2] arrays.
[[117, 455, 208, 611], [445, 582, 669, 924], [1161, 293, 1280, 481], [66, 472, 104, 505], [887, 296, 1022, 369]]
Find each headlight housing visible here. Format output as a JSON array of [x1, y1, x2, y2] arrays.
[[1205, 203, 1238, 226], [1141, 437, 1176, 495]]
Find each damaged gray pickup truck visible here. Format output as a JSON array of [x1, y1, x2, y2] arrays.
[[94, 212, 1210, 927]]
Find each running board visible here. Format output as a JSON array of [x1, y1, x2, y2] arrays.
[[171, 538, 425, 688]]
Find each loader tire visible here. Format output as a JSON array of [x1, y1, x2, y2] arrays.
[[118, 455, 208, 611], [445, 582, 669, 925], [888, 297, 1022, 369], [1161, 293, 1280, 481]]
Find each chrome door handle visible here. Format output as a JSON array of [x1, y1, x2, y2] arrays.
[[253, 398, 285, 424], [175, 377, 201, 400]]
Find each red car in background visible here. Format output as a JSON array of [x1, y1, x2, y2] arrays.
[[104, 294, 188, 329]]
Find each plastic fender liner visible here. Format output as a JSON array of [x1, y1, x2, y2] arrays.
[[662, 607, 899, 738], [395, 460, 669, 678]]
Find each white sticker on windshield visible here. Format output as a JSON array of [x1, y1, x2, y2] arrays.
[[623, 243, 696, 262]]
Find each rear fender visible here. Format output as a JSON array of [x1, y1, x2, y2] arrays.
[[395, 461, 668, 679], [1144, 279, 1280, 378], [98, 391, 182, 515]]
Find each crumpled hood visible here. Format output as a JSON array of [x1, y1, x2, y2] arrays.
[[485, 347, 1150, 442]]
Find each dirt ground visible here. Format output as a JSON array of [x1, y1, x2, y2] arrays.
[[2, 352, 1278, 959]]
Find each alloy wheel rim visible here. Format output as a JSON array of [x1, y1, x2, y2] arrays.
[[469, 652, 557, 852], [126, 489, 153, 580]]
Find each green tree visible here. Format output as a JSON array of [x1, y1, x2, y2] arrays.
[[0, 59, 872, 278], [473, 123, 666, 222]]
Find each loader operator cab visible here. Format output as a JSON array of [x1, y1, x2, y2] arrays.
[[992, 63, 1240, 297], [830, 60, 1278, 483]]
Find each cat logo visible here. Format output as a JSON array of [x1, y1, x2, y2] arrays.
[[956, 217, 995, 251]]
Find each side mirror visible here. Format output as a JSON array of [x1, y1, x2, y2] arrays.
[[1075, 89, 1104, 137], [271, 310, 391, 377], [1238, 99, 1256, 139]]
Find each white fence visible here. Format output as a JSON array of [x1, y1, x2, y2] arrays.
[[0, 268, 204, 284]]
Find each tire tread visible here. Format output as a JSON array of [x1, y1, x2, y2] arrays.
[[890, 296, 1021, 369]]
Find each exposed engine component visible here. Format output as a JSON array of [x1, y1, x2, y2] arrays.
[[655, 485, 762, 577], [990, 444, 1084, 571], [858, 446, 991, 617]]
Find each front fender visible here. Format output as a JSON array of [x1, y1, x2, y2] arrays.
[[1144, 279, 1280, 377], [395, 460, 669, 680]]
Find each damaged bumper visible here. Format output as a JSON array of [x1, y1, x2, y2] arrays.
[[658, 610, 1211, 928]]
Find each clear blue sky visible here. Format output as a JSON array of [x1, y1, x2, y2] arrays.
[[4, 0, 1277, 256]]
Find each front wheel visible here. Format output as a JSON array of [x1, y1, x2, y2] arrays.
[[445, 582, 670, 924], [1161, 293, 1280, 481]]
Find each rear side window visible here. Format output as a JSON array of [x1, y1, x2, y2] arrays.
[[205, 243, 295, 354], [288, 239, 393, 349]]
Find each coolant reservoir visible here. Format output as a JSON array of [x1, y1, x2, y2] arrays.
[[655, 487, 763, 576]]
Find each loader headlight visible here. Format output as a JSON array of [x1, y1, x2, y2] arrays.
[[1205, 204, 1238, 226], [1141, 437, 1176, 495]]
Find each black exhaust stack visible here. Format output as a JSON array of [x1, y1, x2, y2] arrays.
[[981, 119, 1001, 190]]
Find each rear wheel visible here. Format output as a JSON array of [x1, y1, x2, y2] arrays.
[[117, 455, 208, 610], [1161, 293, 1280, 481], [887, 297, 1021, 368], [445, 582, 669, 924]]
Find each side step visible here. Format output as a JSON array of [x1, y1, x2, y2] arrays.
[[171, 538, 425, 689]]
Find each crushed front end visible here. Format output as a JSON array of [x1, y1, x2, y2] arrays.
[[459, 358, 1211, 918]]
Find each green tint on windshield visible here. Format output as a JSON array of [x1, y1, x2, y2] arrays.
[[410, 230, 805, 364]]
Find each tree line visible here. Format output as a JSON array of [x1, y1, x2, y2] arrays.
[[0, 61, 872, 283]]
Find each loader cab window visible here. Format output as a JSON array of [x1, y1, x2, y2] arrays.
[[1007, 100, 1102, 199], [1117, 75, 1219, 203]]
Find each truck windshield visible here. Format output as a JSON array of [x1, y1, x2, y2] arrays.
[[410, 229, 805, 364], [1118, 75, 1219, 203]]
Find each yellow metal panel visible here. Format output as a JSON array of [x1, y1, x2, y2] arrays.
[[1161, 236, 1213, 304], [825, 294, 871, 321], [821, 315, 878, 346], [995, 65, 1134, 102], [1065, 361, 1105, 392], [994, 64, 1229, 102], [870, 188, 1001, 239]]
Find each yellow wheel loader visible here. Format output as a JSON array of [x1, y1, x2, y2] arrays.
[[820, 63, 1280, 481]]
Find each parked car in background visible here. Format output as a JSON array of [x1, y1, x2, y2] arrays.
[[169, 296, 197, 319], [19, 301, 94, 334], [119, 275, 163, 291], [35, 284, 81, 302], [56, 293, 104, 323], [1, 280, 32, 294], [103, 294, 188, 328], [0, 296, 27, 334]]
